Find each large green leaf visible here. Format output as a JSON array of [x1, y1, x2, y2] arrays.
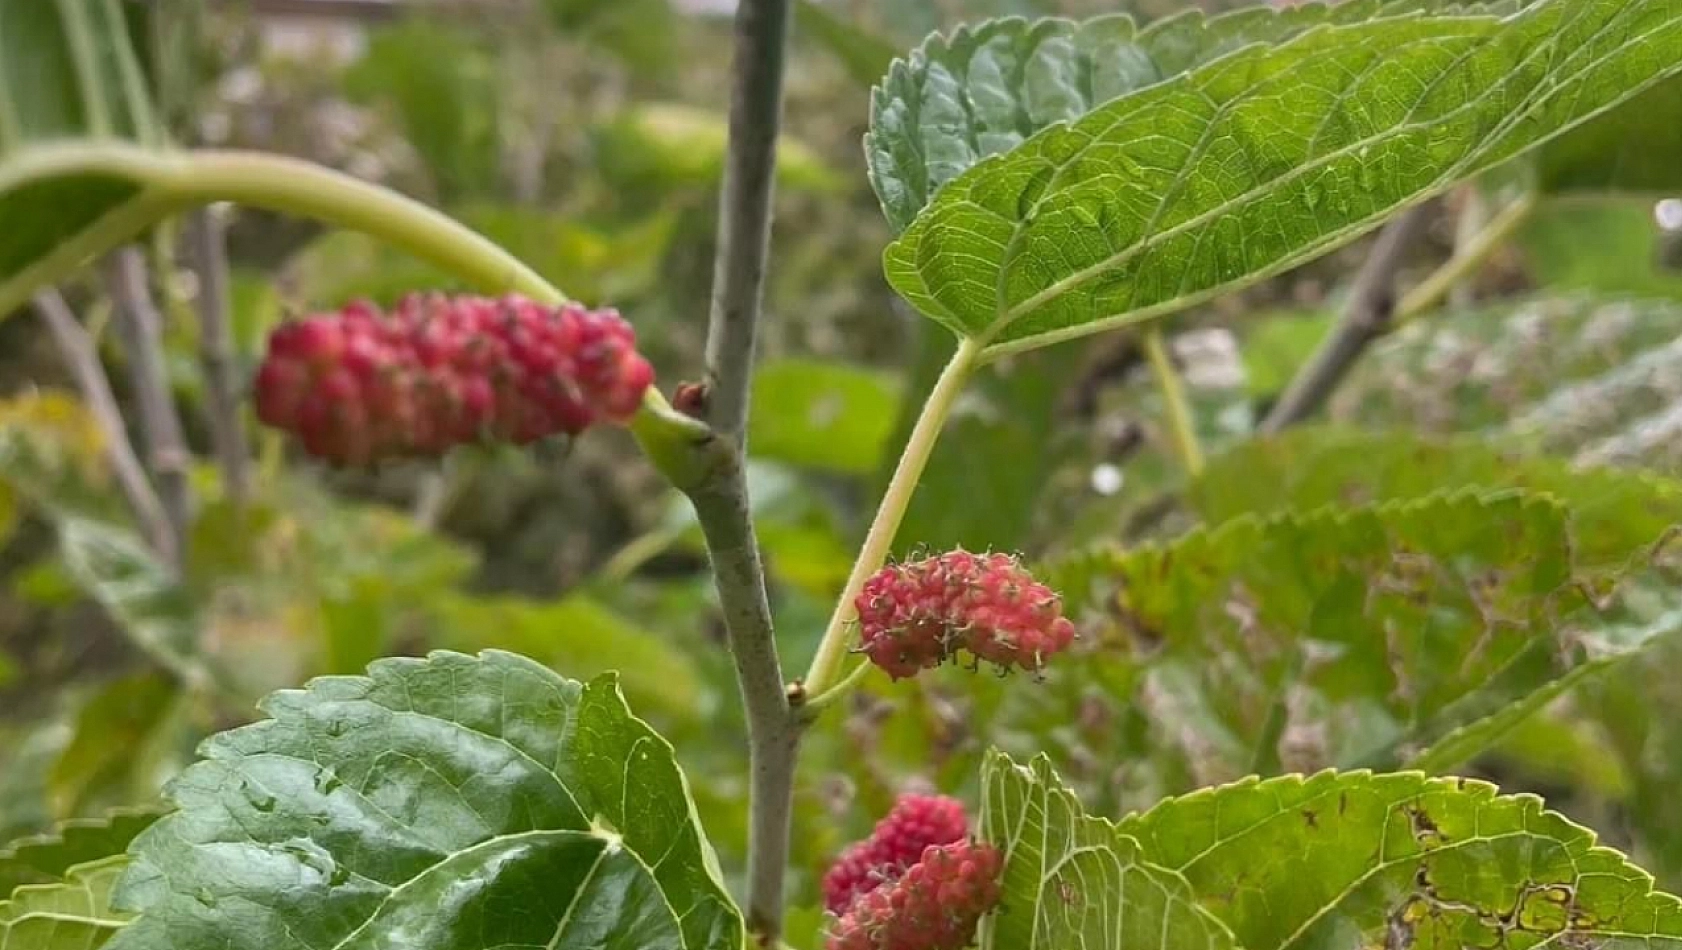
[[880, 0, 1682, 356], [0, 856, 130, 950], [1045, 490, 1681, 782], [867, 0, 1433, 234], [977, 751, 1238, 950], [1118, 769, 1682, 949], [106, 651, 743, 950], [0, 811, 161, 896]]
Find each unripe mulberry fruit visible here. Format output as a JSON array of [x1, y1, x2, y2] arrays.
[[253, 293, 653, 464], [827, 840, 1003, 950], [854, 549, 1076, 678], [822, 794, 968, 914]]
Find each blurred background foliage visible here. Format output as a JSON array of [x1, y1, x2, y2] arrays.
[[3, 0, 1682, 938]]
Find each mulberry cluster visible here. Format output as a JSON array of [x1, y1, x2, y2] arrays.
[[855, 550, 1076, 679], [827, 840, 1003, 950], [822, 794, 968, 914], [253, 293, 653, 464]]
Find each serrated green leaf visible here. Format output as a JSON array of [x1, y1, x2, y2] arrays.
[[106, 651, 743, 950], [0, 856, 131, 949], [881, 0, 1682, 356], [977, 751, 1239, 950], [1193, 426, 1682, 567], [1118, 770, 1682, 950], [867, 0, 1426, 234], [1045, 490, 1681, 782], [0, 811, 161, 896]]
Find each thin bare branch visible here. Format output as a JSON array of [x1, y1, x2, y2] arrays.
[[690, 0, 796, 944], [703, 0, 791, 441], [186, 207, 252, 507], [32, 290, 175, 562], [105, 246, 193, 572], [1260, 203, 1434, 434]]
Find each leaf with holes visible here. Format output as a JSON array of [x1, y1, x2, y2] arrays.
[[1118, 769, 1682, 949], [1, 856, 131, 949], [1044, 490, 1682, 783], [104, 651, 743, 950], [877, 0, 1682, 355], [977, 751, 1238, 950]]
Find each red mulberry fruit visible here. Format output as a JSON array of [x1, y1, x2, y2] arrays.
[[254, 293, 653, 464], [827, 840, 1003, 950], [822, 794, 968, 914], [855, 549, 1076, 678]]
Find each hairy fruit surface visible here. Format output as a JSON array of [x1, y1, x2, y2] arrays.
[[827, 840, 1003, 950], [823, 794, 968, 914], [855, 549, 1076, 678], [254, 293, 653, 464]]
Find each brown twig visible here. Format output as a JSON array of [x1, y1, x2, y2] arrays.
[[32, 290, 175, 562], [186, 207, 252, 507], [688, 0, 797, 943], [1260, 204, 1435, 434], [104, 246, 193, 572]]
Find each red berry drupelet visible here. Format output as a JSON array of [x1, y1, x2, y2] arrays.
[[827, 840, 1003, 950], [822, 794, 968, 914], [253, 293, 653, 465], [854, 549, 1076, 679]]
